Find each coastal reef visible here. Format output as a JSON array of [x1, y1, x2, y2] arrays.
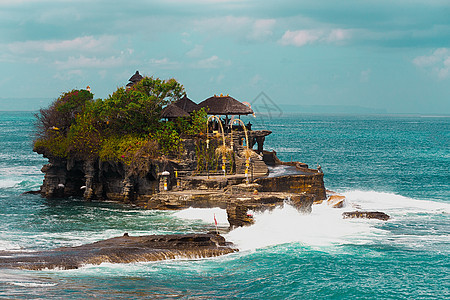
[[0, 233, 237, 270]]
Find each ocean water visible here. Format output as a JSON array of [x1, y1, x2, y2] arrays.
[[0, 111, 449, 299]]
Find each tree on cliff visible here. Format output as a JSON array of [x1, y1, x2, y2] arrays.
[[34, 89, 94, 158], [35, 89, 94, 138], [33, 76, 205, 163], [99, 77, 184, 135]]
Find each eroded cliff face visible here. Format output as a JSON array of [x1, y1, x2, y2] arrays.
[[38, 155, 172, 203], [35, 138, 327, 229]]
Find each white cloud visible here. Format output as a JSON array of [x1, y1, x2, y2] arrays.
[[209, 73, 225, 83], [248, 19, 276, 41], [280, 30, 320, 47], [53, 69, 84, 81], [413, 48, 448, 67], [0, 0, 44, 5], [250, 74, 262, 86], [197, 55, 219, 68], [194, 16, 248, 34], [54, 55, 124, 69], [149, 58, 170, 64], [194, 16, 276, 42], [186, 45, 204, 58], [280, 29, 351, 47], [148, 57, 180, 69], [194, 55, 231, 69], [8, 36, 116, 54], [327, 29, 350, 42], [413, 48, 450, 79]]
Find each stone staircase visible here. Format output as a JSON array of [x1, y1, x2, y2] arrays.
[[235, 150, 268, 177]]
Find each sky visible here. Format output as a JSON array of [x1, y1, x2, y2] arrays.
[[0, 0, 449, 114]]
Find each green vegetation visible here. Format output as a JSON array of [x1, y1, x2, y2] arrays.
[[194, 137, 234, 174], [34, 76, 208, 167]]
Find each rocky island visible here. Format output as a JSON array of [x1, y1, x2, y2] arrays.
[[8, 72, 387, 270], [33, 72, 327, 228]]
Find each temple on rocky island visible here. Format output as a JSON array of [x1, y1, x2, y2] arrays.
[[36, 71, 328, 228], [3, 71, 392, 271]]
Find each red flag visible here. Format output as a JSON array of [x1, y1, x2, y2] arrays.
[[214, 214, 218, 226]]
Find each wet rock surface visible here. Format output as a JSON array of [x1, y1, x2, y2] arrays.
[[342, 211, 390, 221], [327, 195, 346, 208], [0, 234, 238, 270]]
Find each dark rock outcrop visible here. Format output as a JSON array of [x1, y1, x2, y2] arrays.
[[342, 211, 390, 221], [254, 173, 326, 201], [36, 153, 173, 203], [226, 193, 314, 228], [0, 234, 238, 270]]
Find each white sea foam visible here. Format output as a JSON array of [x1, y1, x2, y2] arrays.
[[223, 190, 449, 252], [8, 281, 57, 287], [343, 190, 450, 215], [0, 240, 21, 251], [0, 179, 21, 188], [173, 207, 229, 226], [225, 202, 384, 251], [0, 271, 57, 288], [0, 165, 44, 189]]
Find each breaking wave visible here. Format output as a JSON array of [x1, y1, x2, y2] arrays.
[[225, 190, 449, 251]]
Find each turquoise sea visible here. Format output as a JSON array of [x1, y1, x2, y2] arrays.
[[0, 111, 449, 299]]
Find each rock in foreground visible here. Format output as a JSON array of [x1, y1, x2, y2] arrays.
[[327, 195, 346, 208], [0, 234, 238, 270], [342, 211, 390, 221]]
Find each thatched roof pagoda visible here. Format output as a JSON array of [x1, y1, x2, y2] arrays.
[[129, 71, 143, 83], [173, 95, 200, 114], [161, 103, 190, 119], [126, 71, 143, 88], [198, 95, 253, 115]]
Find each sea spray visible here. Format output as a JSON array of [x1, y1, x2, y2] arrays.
[[343, 190, 450, 215], [225, 202, 384, 251], [343, 190, 450, 252], [0, 179, 22, 189]]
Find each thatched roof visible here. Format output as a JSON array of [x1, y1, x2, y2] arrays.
[[161, 103, 190, 118], [173, 95, 200, 114], [198, 95, 254, 115], [129, 71, 143, 83]]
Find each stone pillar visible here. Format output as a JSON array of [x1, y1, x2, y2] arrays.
[[122, 177, 134, 202], [83, 160, 95, 200], [40, 160, 67, 198], [255, 136, 265, 154]]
